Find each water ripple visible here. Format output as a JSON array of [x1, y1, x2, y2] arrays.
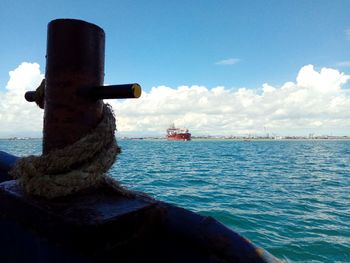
[[1, 139, 349, 262]]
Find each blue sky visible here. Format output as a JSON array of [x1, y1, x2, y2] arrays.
[[1, 0, 350, 91], [1, 1, 350, 137]]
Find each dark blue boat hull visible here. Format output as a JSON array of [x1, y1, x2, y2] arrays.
[[0, 151, 17, 182], [0, 151, 280, 262]]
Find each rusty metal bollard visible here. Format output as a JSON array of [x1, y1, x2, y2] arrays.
[[24, 19, 141, 154]]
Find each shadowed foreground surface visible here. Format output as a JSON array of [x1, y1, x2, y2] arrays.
[[0, 178, 279, 262]]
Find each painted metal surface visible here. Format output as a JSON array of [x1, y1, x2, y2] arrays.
[[0, 151, 17, 182], [0, 151, 280, 262], [0, 176, 280, 262]]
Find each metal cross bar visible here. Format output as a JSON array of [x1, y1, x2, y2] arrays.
[[25, 83, 141, 102]]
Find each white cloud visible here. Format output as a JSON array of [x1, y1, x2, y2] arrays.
[[0, 62, 44, 137], [111, 64, 350, 136], [336, 61, 350, 67], [345, 27, 350, 40], [1, 63, 350, 138], [215, 58, 240, 65]]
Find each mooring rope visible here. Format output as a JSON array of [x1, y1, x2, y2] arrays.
[[10, 85, 132, 199]]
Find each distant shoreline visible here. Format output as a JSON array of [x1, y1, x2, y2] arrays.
[[118, 137, 350, 141], [1, 137, 350, 142], [191, 138, 350, 141]]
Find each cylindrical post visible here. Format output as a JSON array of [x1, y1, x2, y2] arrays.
[[43, 19, 105, 154]]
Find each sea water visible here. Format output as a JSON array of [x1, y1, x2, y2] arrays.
[[1, 139, 349, 262]]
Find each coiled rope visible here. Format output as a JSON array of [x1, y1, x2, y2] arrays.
[[10, 82, 131, 199]]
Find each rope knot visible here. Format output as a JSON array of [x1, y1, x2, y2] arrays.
[[10, 104, 125, 199]]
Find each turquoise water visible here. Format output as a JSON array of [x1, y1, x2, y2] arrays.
[[1, 139, 349, 262]]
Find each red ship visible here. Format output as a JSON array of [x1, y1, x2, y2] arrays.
[[166, 124, 191, 141]]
